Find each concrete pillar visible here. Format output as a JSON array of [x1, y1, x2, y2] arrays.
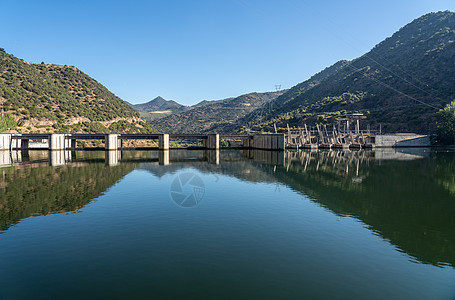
[[63, 135, 71, 149], [158, 150, 169, 165], [242, 138, 252, 148], [21, 139, 29, 150], [207, 134, 219, 150], [49, 134, 66, 150], [105, 134, 119, 150], [276, 134, 285, 150], [11, 136, 21, 150], [159, 134, 169, 150], [0, 134, 12, 150]]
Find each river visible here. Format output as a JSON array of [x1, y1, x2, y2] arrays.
[[0, 149, 454, 299]]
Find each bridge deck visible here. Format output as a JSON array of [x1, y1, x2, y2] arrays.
[[1, 133, 284, 151]]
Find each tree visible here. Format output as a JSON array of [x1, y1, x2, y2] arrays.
[[435, 100, 455, 145], [0, 115, 17, 132]]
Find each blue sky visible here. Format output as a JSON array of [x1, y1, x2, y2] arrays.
[[1, 0, 454, 105]]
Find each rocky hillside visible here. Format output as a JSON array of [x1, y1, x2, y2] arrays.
[[234, 11, 455, 134], [150, 91, 284, 133], [0, 49, 154, 133]]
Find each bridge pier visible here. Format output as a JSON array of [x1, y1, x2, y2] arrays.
[[206, 134, 219, 150], [159, 134, 169, 150], [21, 139, 29, 150], [49, 134, 65, 150], [0, 134, 12, 150], [70, 139, 77, 150], [64, 135, 72, 149], [105, 134, 119, 150]]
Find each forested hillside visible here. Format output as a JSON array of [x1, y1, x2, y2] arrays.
[[0, 49, 154, 133]]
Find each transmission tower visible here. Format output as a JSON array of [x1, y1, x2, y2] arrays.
[[275, 84, 281, 91]]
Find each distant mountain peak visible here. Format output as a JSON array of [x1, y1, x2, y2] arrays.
[[152, 96, 166, 102], [133, 96, 185, 112]]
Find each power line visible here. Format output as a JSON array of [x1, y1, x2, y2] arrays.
[[281, 0, 446, 104], [344, 62, 440, 110]]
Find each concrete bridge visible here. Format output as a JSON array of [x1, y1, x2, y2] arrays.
[[0, 133, 286, 151]]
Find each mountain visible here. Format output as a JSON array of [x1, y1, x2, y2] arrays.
[[150, 91, 284, 134], [133, 96, 188, 122], [133, 96, 184, 112], [232, 11, 455, 134], [0, 49, 155, 133]]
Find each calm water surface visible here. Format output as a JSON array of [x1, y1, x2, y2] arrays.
[[0, 149, 455, 299]]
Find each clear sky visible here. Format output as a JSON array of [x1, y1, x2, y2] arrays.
[[1, 0, 454, 105]]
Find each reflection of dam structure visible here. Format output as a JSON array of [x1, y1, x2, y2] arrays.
[[283, 149, 425, 177], [0, 150, 227, 167], [0, 148, 425, 170]]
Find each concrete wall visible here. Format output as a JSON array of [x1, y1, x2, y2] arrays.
[[375, 134, 431, 147], [252, 134, 285, 150], [49, 134, 66, 150], [158, 134, 169, 150], [105, 134, 119, 150], [207, 134, 219, 150], [0, 134, 11, 150]]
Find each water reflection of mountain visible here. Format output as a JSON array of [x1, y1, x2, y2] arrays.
[[140, 149, 455, 268], [0, 154, 136, 232]]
